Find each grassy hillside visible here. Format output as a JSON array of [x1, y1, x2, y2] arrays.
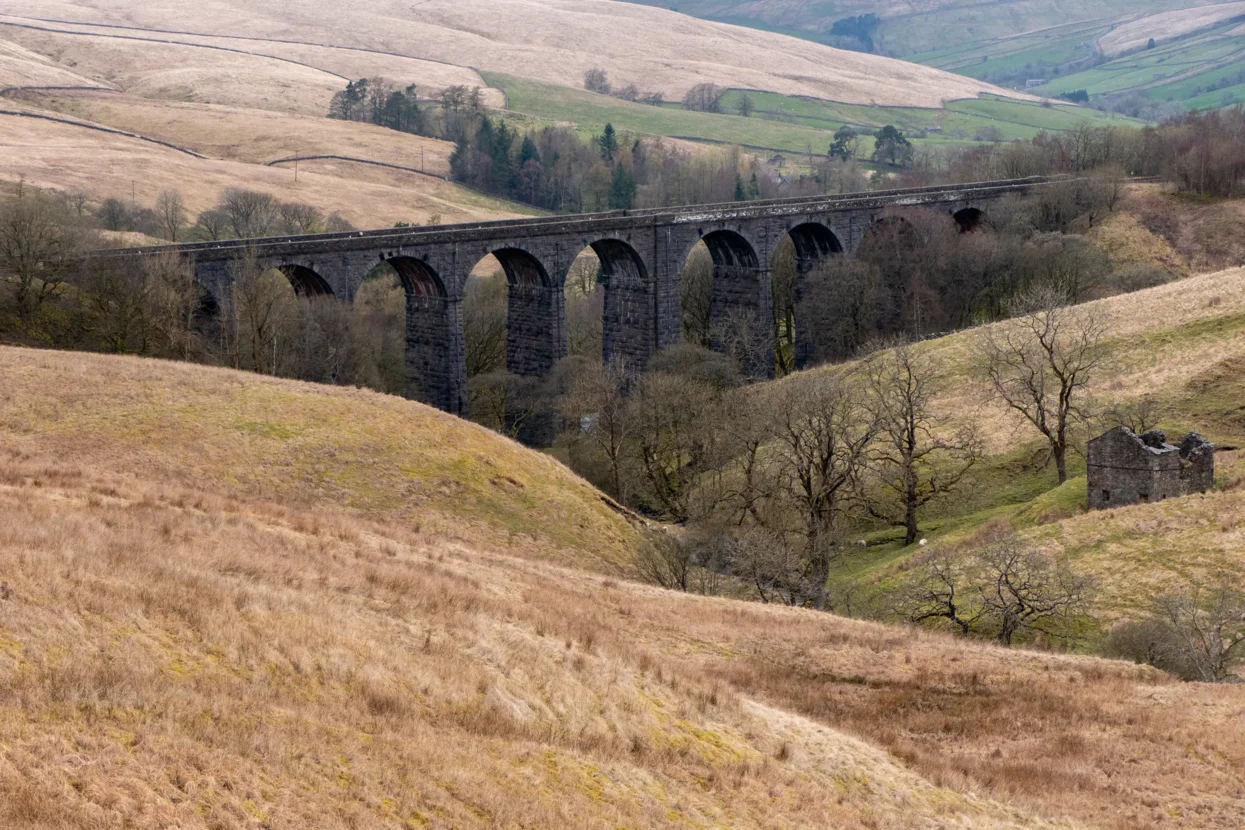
[[0, 0, 1100, 230], [0, 2, 1036, 107], [0, 348, 636, 570], [493, 74, 1138, 159], [2, 346, 1245, 827], [0, 103, 525, 228], [912, 3, 1245, 111], [624, 0, 1198, 57], [0, 12, 526, 227], [1030, 14, 1245, 109], [623, 0, 1245, 113], [816, 261, 1245, 625]]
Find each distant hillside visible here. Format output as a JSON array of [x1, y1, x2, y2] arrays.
[[0, 0, 1038, 107], [625, 0, 1199, 57], [0, 0, 1140, 227], [812, 259, 1245, 623], [627, 1, 1245, 114], [3, 345, 1244, 828]]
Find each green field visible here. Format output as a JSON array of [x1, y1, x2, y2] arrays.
[[620, 0, 1245, 114], [620, 0, 1189, 59], [1030, 22, 1245, 105], [912, 12, 1245, 113], [486, 73, 1140, 160]]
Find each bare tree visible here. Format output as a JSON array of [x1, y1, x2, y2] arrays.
[[679, 243, 713, 347], [144, 251, 204, 359], [194, 208, 232, 241], [712, 387, 776, 527], [277, 202, 323, 235], [81, 256, 154, 353], [463, 274, 508, 376], [155, 189, 186, 242], [977, 537, 1092, 646], [899, 548, 985, 636], [683, 82, 723, 113], [732, 525, 809, 606], [865, 342, 981, 545], [764, 372, 876, 610], [711, 307, 775, 380], [562, 358, 633, 502], [633, 529, 696, 592], [627, 370, 719, 522], [583, 68, 611, 95], [0, 191, 81, 319], [64, 187, 89, 217], [566, 294, 603, 361], [468, 370, 540, 439], [566, 254, 600, 298], [736, 93, 755, 118], [981, 288, 1103, 484], [1151, 581, 1245, 682], [229, 252, 295, 374], [1102, 394, 1165, 435], [221, 189, 276, 239], [324, 212, 356, 233]]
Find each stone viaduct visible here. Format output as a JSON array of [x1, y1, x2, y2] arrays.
[[94, 177, 1050, 415]]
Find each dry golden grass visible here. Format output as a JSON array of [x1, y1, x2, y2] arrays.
[[1119, 185, 1245, 273], [1086, 210, 1189, 275], [0, 35, 97, 87], [0, 105, 523, 227], [2, 345, 1244, 828], [0, 20, 501, 115], [906, 264, 1245, 459], [28, 91, 456, 172], [0, 347, 634, 570], [0, 0, 1037, 107], [1098, 2, 1245, 55]]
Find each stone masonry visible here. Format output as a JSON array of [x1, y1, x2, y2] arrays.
[[1087, 427, 1215, 510], [87, 177, 1051, 415]]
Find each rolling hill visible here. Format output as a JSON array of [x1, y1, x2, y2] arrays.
[[809, 257, 1245, 627], [0, 0, 1141, 236], [0, 1, 1036, 107], [624, 0, 1200, 57], [2, 345, 1245, 828], [627, 1, 1245, 113]]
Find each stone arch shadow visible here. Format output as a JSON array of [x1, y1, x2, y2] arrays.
[[953, 207, 987, 233], [278, 264, 335, 298], [484, 247, 564, 377], [385, 255, 465, 416], [776, 221, 844, 371], [682, 228, 770, 378], [584, 237, 653, 369]]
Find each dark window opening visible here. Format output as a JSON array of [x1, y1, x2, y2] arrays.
[[1102, 490, 1110, 502]]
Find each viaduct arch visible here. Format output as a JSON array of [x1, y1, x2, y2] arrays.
[[87, 178, 1047, 415]]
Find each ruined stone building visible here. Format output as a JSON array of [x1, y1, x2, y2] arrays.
[[1087, 427, 1215, 510]]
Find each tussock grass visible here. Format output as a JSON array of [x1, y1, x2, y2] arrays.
[[0, 347, 634, 569], [1, 346, 1244, 827]]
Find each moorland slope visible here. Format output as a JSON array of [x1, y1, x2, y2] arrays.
[[0, 1, 1037, 107], [2, 346, 1245, 828]]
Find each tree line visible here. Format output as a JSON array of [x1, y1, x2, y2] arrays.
[[0, 183, 402, 393]]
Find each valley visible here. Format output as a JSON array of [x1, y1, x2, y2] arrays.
[[2, 0, 1245, 826]]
